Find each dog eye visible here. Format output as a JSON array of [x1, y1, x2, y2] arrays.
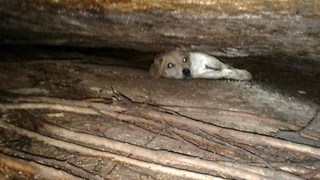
[[167, 63, 175, 68], [182, 57, 188, 63]]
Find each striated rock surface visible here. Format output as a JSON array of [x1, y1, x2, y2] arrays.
[[0, 0, 319, 64]]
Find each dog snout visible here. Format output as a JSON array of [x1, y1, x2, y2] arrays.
[[182, 68, 191, 77]]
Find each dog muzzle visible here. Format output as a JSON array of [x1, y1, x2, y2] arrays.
[[182, 68, 192, 78]]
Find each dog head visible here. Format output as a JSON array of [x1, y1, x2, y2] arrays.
[[150, 50, 191, 79]]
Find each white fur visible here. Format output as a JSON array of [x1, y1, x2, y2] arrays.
[[150, 50, 252, 81]]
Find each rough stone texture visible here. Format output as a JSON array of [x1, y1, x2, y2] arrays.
[[0, 57, 319, 179], [0, 47, 319, 179], [0, 58, 318, 135], [0, 0, 320, 69]]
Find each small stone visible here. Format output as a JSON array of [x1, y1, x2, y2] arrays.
[[297, 90, 306, 94]]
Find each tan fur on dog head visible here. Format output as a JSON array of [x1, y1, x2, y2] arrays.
[[150, 50, 190, 79], [149, 56, 163, 78]]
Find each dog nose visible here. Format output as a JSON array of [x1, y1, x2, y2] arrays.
[[182, 68, 191, 77]]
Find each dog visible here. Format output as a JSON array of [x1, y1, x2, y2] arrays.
[[150, 49, 252, 80]]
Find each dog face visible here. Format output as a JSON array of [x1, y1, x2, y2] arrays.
[[150, 50, 192, 79]]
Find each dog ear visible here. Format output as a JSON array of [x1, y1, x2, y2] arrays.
[[149, 57, 163, 78]]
